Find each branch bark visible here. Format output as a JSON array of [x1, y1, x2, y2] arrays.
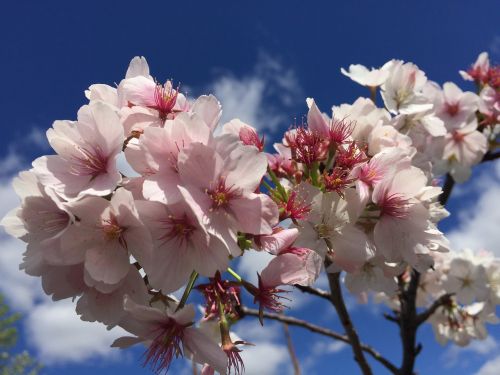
[[416, 293, 453, 326], [482, 150, 500, 162], [326, 271, 373, 375], [438, 173, 455, 206], [283, 323, 301, 375], [240, 306, 399, 374], [398, 270, 421, 375], [294, 284, 331, 301]]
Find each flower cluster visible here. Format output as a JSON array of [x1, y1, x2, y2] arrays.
[[1, 52, 499, 374], [376, 249, 500, 347]]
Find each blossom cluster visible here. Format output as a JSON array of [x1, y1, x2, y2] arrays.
[[1, 52, 499, 374]]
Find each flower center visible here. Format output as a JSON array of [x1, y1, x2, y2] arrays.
[[379, 193, 411, 219], [315, 223, 334, 239], [102, 216, 126, 247], [445, 102, 460, 117], [152, 82, 178, 120], [144, 319, 185, 373], [239, 127, 264, 151], [206, 177, 239, 210], [70, 146, 108, 179], [159, 214, 195, 246], [452, 130, 465, 143]]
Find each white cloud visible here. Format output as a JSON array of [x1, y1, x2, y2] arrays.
[[475, 355, 500, 375], [236, 249, 274, 284], [301, 338, 347, 374], [24, 127, 49, 150], [0, 147, 129, 365], [490, 35, 500, 58], [446, 162, 500, 255], [443, 336, 498, 368], [0, 236, 42, 311], [25, 299, 127, 364], [234, 319, 282, 343], [0, 151, 24, 177], [234, 316, 290, 375], [116, 151, 139, 177], [240, 342, 290, 375], [209, 53, 302, 133]]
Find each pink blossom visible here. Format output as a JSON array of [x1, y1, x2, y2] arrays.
[[267, 143, 295, 178], [306, 98, 353, 145], [67, 188, 152, 290], [340, 64, 390, 87], [135, 197, 231, 293], [431, 82, 479, 130], [177, 142, 278, 253], [76, 265, 149, 327], [381, 60, 433, 115], [351, 148, 410, 204], [32, 102, 123, 200], [125, 112, 211, 204], [479, 86, 500, 124], [223, 119, 265, 151], [293, 183, 373, 272], [333, 98, 391, 144], [255, 227, 299, 255], [372, 166, 449, 266], [113, 299, 227, 374], [459, 52, 490, 83], [439, 120, 488, 182], [260, 249, 322, 287]]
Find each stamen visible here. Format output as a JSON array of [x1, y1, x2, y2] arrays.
[[152, 82, 178, 121], [206, 177, 240, 210], [142, 319, 185, 373], [69, 145, 108, 178], [158, 214, 195, 246], [379, 193, 411, 219]]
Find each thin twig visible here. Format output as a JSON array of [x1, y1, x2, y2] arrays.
[[326, 271, 373, 375], [240, 306, 399, 374], [384, 313, 400, 324], [416, 293, 453, 326], [294, 285, 331, 301], [283, 323, 301, 375]]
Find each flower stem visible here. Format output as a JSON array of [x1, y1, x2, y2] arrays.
[[227, 267, 242, 282], [176, 271, 199, 311], [267, 168, 288, 201]]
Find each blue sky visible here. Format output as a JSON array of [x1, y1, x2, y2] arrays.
[[0, 1, 499, 374]]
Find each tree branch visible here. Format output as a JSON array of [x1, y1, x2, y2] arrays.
[[326, 271, 373, 375], [439, 150, 499, 206], [398, 270, 421, 375], [294, 284, 331, 301], [240, 306, 399, 374], [438, 173, 455, 206], [416, 293, 453, 326], [482, 150, 500, 162], [282, 322, 301, 375], [384, 313, 400, 324]]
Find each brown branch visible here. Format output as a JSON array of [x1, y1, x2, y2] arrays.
[[398, 270, 421, 375], [384, 313, 400, 324], [439, 150, 499, 206], [438, 173, 455, 206], [482, 150, 500, 162], [240, 306, 399, 374], [283, 323, 301, 375], [416, 293, 453, 326], [294, 284, 331, 301], [326, 271, 373, 375]]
